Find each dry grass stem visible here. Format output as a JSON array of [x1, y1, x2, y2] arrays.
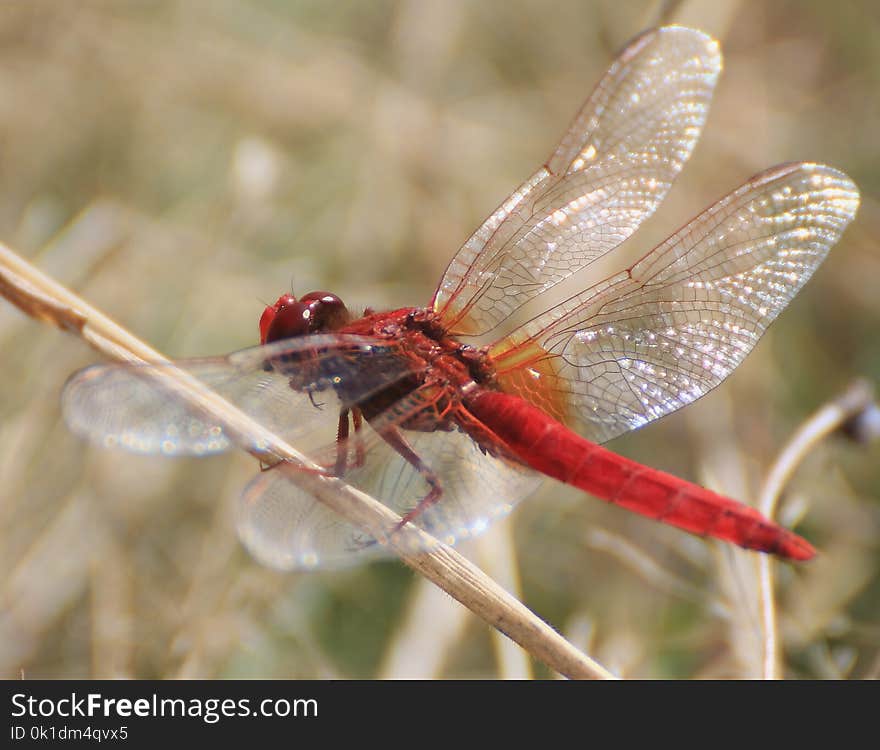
[[757, 379, 876, 679], [0, 242, 614, 680], [476, 522, 534, 679]]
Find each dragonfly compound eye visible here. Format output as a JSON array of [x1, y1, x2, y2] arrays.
[[259, 292, 351, 344], [260, 294, 308, 344], [298, 291, 351, 333]]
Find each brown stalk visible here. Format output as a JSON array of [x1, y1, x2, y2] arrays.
[[757, 379, 875, 679]]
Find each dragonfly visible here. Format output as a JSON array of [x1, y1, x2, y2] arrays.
[[63, 26, 859, 570]]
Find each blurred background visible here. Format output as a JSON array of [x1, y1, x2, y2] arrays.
[[0, 0, 878, 679]]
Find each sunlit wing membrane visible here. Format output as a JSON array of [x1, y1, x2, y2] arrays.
[[62, 335, 419, 456], [490, 163, 860, 444], [433, 26, 722, 336], [237, 392, 541, 570]]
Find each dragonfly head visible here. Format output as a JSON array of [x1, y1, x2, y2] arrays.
[[259, 291, 351, 344]]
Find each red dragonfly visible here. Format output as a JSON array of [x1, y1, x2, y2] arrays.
[[63, 27, 859, 570]]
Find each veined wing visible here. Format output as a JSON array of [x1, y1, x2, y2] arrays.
[[432, 26, 722, 336], [237, 388, 541, 570], [62, 334, 421, 456], [489, 163, 859, 443]]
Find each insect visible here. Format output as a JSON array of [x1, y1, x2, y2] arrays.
[[63, 26, 859, 570]]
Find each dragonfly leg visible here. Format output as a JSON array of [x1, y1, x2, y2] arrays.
[[259, 457, 282, 473], [334, 409, 351, 475], [333, 407, 366, 476], [256, 409, 361, 478], [352, 408, 366, 468], [378, 426, 443, 531], [306, 387, 324, 410]]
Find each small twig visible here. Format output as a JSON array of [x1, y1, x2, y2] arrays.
[[757, 379, 876, 679], [0, 242, 615, 680], [476, 522, 534, 679]]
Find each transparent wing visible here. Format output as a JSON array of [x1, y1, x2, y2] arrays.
[[490, 163, 860, 443], [432, 26, 722, 336], [62, 334, 420, 456], [236, 394, 542, 570]]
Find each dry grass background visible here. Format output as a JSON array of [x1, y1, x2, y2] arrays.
[[0, 0, 878, 679]]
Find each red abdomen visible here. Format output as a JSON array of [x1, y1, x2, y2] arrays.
[[464, 389, 814, 561]]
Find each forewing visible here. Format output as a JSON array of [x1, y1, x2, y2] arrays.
[[491, 163, 860, 443], [62, 334, 419, 456], [433, 26, 722, 335]]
